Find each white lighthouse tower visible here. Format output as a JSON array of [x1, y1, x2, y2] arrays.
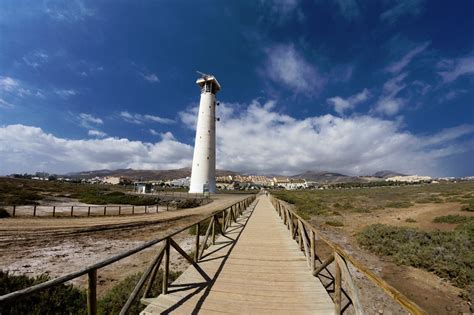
[[189, 72, 221, 194]]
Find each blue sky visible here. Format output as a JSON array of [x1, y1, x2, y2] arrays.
[[0, 0, 473, 176]]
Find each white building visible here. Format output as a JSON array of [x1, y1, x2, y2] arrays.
[[189, 73, 221, 193], [386, 175, 432, 183]]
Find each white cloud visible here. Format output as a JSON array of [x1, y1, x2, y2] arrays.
[[373, 73, 407, 116], [141, 73, 160, 83], [79, 113, 103, 125], [0, 98, 14, 109], [1, 101, 472, 176], [44, 0, 96, 21], [88, 130, 107, 138], [22, 50, 49, 68], [0, 125, 192, 174], [380, 0, 425, 24], [149, 129, 160, 136], [0, 76, 19, 91], [179, 100, 473, 176], [437, 54, 474, 83], [55, 89, 78, 98], [327, 88, 370, 115], [120, 111, 174, 124], [386, 42, 430, 74], [263, 44, 325, 95]]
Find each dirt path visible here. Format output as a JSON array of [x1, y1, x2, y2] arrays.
[[0, 194, 250, 296], [309, 201, 472, 314]]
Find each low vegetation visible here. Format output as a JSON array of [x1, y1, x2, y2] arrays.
[[98, 271, 180, 314], [0, 208, 10, 218], [0, 271, 86, 314], [325, 220, 344, 227], [0, 270, 181, 314], [357, 222, 474, 288], [433, 215, 474, 224], [76, 190, 159, 205], [405, 218, 416, 223], [271, 181, 474, 218]]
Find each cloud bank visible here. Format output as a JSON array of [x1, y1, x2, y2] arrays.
[[2, 100, 471, 176]]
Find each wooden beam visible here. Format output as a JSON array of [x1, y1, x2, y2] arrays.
[[312, 253, 334, 276], [298, 221, 311, 268], [169, 238, 211, 282], [334, 258, 341, 315], [87, 269, 97, 315], [335, 253, 364, 315]]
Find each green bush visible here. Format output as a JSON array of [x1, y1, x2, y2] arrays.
[[0, 208, 10, 218], [98, 271, 180, 315], [461, 202, 474, 212], [78, 191, 159, 206], [357, 222, 474, 287], [0, 271, 86, 314], [433, 215, 474, 224], [385, 201, 413, 208], [325, 220, 344, 227]]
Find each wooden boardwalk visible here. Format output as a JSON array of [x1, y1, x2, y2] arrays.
[[141, 195, 334, 314]]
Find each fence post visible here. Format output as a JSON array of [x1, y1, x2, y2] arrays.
[[162, 239, 170, 294], [132, 205, 135, 215], [212, 215, 216, 245], [195, 223, 200, 262], [33, 205, 37, 217], [53, 206, 56, 217], [145, 205, 147, 214], [87, 206, 91, 217], [335, 254, 342, 314], [166, 203, 169, 211], [12, 205, 16, 217], [70, 206, 74, 217], [156, 204, 158, 213], [103, 206, 106, 216], [87, 269, 97, 315], [118, 206, 121, 215]]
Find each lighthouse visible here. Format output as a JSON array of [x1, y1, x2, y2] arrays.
[[189, 73, 221, 194]]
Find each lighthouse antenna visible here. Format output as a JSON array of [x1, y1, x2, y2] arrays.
[[196, 70, 211, 78]]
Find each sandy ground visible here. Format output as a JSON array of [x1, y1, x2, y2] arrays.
[[308, 201, 473, 314], [0, 194, 249, 297]]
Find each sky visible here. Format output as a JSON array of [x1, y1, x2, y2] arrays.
[[0, 0, 473, 177]]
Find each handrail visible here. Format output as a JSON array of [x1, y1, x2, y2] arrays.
[[269, 195, 426, 315], [0, 195, 256, 314]]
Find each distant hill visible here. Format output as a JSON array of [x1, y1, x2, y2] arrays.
[[291, 171, 365, 184], [66, 167, 240, 181], [371, 170, 406, 178]]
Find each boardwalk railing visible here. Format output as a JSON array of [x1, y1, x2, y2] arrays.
[[0, 195, 256, 315], [269, 195, 426, 315], [3, 204, 180, 217]]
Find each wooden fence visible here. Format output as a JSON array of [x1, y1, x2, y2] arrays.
[[0, 195, 256, 314], [269, 195, 427, 315], [3, 204, 179, 217]]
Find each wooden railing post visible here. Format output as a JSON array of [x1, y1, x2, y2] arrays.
[[212, 215, 216, 245], [87, 269, 97, 315], [156, 204, 159, 213], [33, 205, 37, 216], [132, 205, 135, 215], [194, 223, 200, 262], [118, 206, 121, 215], [145, 205, 148, 214], [12, 205, 16, 217], [53, 206, 56, 217], [310, 230, 315, 271], [70, 206, 74, 217], [87, 206, 90, 217], [103, 206, 106, 216], [334, 254, 342, 314], [162, 239, 170, 294]]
